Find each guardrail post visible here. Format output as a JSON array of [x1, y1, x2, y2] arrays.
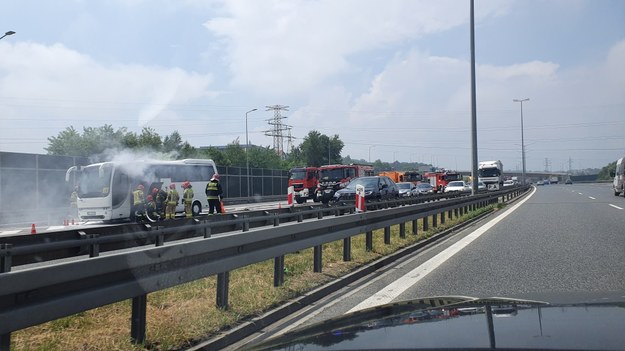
[[273, 214, 280, 227], [274, 256, 284, 287], [384, 227, 391, 244], [343, 237, 351, 261], [454, 207, 459, 218], [204, 223, 212, 238], [448, 210, 453, 220], [216, 272, 230, 309], [130, 294, 147, 345], [317, 210, 323, 219], [0, 243, 12, 273], [366, 231, 373, 251], [1, 333, 9, 351], [314, 245, 323, 273], [440, 212, 445, 225], [88, 234, 100, 257], [432, 214, 438, 228], [423, 216, 429, 231], [243, 215, 250, 232], [412, 220, 418, 235], [399, 222, 406, 239]]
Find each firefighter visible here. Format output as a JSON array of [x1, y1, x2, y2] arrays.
[[152, 187, 167, 219], [165, 183, 179, 219], [145, 194, 159, 221], [205, 174, 223, 215], [69, 186, 79, 220], [133, 184, 146, 221], [181, 181, 194, 218]]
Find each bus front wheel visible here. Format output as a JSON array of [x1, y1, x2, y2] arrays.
[[192, 201, 202, 216]]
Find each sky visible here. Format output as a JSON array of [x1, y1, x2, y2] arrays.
[[0, 0, 624, 172]]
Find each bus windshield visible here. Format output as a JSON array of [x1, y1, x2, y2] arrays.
[[79, 165, 112, 198]]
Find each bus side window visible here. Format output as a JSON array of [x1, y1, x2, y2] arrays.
[[112, 171, 129, 207]]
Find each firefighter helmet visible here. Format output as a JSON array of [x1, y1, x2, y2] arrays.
[[152, 188, 159, 194], [147, 195, 153, 201], [182, 181, 191, 188], [169, 184, 176, 189], [137, 184, 144, 190], [212, 174, 220, 180]]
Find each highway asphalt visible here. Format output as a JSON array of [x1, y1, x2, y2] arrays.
[[240, 183, 625, 347]]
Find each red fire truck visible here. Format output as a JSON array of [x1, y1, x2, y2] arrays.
[[316, 164, 375, 204], [288, 167, 319, 204], [424, 169, 462, 193]]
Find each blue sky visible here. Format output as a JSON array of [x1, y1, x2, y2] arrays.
[[1, 0, 624, 172]]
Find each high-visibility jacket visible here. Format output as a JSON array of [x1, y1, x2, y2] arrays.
[[133, 190, 144, 206], [183, 187, 194, 203], [167, 189, 179, 205], [205, 180, 222, 200]]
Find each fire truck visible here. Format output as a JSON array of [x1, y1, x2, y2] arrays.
[[288, 167, 319, 204], [424, 169, 462, 193], [378, 171, 423, 184], [316, 164, 375, 204]]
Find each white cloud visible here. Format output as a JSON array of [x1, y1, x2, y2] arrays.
[[204, 0, 510, 96]]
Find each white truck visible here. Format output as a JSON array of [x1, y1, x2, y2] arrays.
[[478, 160, 504, 190], [613, 157, 625, 196]]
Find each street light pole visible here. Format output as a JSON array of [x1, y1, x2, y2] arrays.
[[0, 31, 16, 41], [245, 108, 257, 197], [513, 98, 529, 184]]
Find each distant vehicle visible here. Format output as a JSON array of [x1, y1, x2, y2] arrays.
[[316, 164, 375, 204], [378, 171, 422, 184], [66, 159, 218, 221], [549, 175, 559, 184], [478, 181, 487, 190], [565, 178, 573, 185], [424, 169, 462, 193], [333, 176, 399, 202], [503, 180, 515, 187], [478, 160, 504, 190], [613, 157, 624, 196], [396, 182, 416, 197], [288, 167, 319, 204], [444, 180, 470, 193], [415, 183, 434, 195], [536, 180, 544, 186]]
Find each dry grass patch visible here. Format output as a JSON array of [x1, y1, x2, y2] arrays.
[[12, 205, 494, 350]]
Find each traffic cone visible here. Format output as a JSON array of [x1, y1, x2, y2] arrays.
[[31, 224, 37, 234], [278, 202, 282, 209]]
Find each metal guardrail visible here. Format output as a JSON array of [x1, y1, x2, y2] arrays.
[[0, 186, 529, 350]]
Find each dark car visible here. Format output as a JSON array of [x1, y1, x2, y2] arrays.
[[415, 183, 434, 195], [248, 296, 625, 351], [333, 176, 399, 202], [565, 178, 573, 184]]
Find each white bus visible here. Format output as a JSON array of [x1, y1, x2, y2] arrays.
[[66, 159, 218, 221]]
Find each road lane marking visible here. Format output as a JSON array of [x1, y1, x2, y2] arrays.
[[578, 193, 583, 195], [609, 204, 623, 210], [588, 196, 596, 200], [347, 186, 537, 313]]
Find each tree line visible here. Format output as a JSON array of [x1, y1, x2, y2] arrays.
[[45, 125, 346, 170]]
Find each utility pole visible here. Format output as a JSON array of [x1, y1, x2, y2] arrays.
[[513, 98, 529, 184], [469, 0, 479, 194]]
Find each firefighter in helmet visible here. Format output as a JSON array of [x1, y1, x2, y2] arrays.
[[146, 194, 159, 221], [165, 183, 179, 219], [205, 174, 223, 215], [181, 181, 194, 218]]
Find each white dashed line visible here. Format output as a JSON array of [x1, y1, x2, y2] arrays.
[[588, 196, 596, 200], [578, 193, 583, 195], [609, 204, 624, 210]]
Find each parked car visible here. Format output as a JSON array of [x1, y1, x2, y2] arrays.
[[333, 176, 400, 202], [565, 178, 573, 184], [415, 183, 434, 195], [396, 182, 416, 197], [536, 180, 544, 186], [444, 181, 470, 193]]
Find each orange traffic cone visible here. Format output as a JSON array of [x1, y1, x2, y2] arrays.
[[31, 224, 37, 234]]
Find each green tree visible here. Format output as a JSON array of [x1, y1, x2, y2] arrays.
[[597, 161, 617, 180], [224, 141, 246, 167], [299, 131, 344, 167], [137, 127, 162, 150]]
